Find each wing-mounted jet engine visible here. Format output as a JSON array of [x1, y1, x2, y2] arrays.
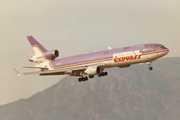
[[77, 66, 108, 82], [84, 66, 101, 75]]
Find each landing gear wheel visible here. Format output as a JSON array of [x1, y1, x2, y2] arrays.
[[104, 72, 108, 76], [78, 77, 88, 82], [147, 62, 153, 71], [78, 78, 82, 82], [89, 75, 94, 79], [148, 67, 153, 71], [85, 77, 88, 81], [98, 72, 108, 77]]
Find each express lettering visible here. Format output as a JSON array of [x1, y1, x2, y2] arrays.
[[113, 50, 142, 62]]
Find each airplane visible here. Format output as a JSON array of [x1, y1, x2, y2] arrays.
[[12, 36, 169, 82]]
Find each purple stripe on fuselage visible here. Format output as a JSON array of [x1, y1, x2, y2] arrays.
[[50, 43, 167, 68]]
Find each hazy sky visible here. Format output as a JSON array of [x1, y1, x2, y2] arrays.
[[0, 0, 180, 105]]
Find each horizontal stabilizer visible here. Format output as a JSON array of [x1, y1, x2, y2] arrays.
[[21, 66, 49, 70], [12, 68, 21, 76]]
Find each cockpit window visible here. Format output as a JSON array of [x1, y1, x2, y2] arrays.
[[157, 46, 162, 50], [157, 46, 165, 50], [162, 46, 166, 48]]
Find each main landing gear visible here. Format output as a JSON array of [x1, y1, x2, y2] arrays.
[[78, 77, 88, 82], [98, 72, 108, 77], [89, 75, 94, 79], [147, 62, 153, 71], [78, 72, 108, 82]]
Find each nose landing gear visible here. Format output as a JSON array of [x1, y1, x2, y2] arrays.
[[147, 62, 153, 71], [148, 67, 153, 70]]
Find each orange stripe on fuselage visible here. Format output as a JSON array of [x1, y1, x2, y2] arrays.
[[32, 46, 52, 68], [50, 58, 113, 69], [140, 49, 169, 56], [32, 45, 49, 61], [31, 46, 168, 70], [50, 49, 169, 69]]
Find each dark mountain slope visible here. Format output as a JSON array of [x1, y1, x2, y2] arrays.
[[0, 57, 180, 120]]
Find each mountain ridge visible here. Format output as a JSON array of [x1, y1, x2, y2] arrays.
[[1, 57, 180, 120]]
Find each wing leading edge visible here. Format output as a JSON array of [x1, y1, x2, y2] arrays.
[[12, 63, 105, 76]]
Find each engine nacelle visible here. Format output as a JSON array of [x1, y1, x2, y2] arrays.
[[43, 49, 59, 60], [84, 66, 101, 76]]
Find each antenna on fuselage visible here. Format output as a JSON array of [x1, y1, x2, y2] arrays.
[[108, 46, 112, 50]]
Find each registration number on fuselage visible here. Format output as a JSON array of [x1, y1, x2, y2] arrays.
[[113, 50, 142, 62]]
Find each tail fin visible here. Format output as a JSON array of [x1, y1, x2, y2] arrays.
[[27, 36, 47, 54]]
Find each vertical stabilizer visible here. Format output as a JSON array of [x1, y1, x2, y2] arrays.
[[27, 36, 47, 54]]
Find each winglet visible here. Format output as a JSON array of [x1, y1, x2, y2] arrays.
[[12, 68, 21, 76]]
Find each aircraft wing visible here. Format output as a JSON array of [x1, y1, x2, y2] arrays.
[[12, 63, 105, 76], [14, 66, 84, 76]]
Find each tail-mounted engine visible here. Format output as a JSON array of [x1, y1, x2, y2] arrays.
[[28, 49, 59, 63], [43, 49, 59, 60]]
